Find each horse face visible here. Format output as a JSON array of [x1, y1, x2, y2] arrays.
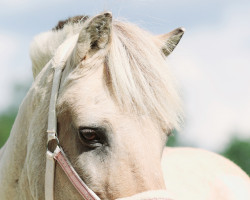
[[57, 65, 167, 199], [54, 12, 183, 199]]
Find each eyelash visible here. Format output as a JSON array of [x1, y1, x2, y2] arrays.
[[78, 127, 106, 148]]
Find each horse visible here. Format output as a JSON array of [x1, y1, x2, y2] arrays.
[[0, 12, 249, 200]]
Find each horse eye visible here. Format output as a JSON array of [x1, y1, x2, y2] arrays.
[[83, 131, 98, 140], [78, 128, 102, 146]]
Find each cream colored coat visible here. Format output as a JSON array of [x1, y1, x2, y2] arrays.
[[0, 12, 249, 200]]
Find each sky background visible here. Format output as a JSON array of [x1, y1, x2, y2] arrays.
[[0, 0, 249, 151]]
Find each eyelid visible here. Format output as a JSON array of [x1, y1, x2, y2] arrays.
[[79, 126, 106, 135], [80, 129, 100, 141], [80, 128, 96, 133], [78, 126, 108, 148]]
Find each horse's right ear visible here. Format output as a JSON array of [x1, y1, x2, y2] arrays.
[[157, 27, 185, 57], [74, 12, 112, 64]]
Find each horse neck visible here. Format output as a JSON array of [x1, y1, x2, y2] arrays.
[[0, 63, 54, 199]]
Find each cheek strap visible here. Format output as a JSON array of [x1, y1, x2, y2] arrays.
[[45, 34, 100, 200]]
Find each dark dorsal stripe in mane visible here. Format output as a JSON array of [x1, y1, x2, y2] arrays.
[[52, 15, 89, 31]]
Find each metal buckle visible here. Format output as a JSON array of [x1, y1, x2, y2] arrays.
[[46, 131, 60, 154]]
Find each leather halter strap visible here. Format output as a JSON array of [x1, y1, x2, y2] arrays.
[[45, 35, 101, 200], [54, 146, 100, 200]]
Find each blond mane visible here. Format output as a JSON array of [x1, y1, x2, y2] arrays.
[[30, 17, 183, 131], [107, 21, 182, 131]]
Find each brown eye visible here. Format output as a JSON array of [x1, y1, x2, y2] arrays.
[[78, 128, 103, 147], [82, 130, 99, 141]]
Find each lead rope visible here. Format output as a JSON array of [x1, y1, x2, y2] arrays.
[[45, 35, 101, 200]]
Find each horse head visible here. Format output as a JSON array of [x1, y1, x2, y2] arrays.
[[26, 12, 184, 200], [1, 11, 250, 200]]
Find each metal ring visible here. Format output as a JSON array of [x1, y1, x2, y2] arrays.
[[47, 137, 60, 153]]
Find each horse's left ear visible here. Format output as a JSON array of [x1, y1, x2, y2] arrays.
[[74, 12, 112, 63], [157, 27, 185, 56]]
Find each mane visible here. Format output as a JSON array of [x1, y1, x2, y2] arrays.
[[107, 21, 183, 131], [30, 16, 183, 131], [30, 16, 88, 78]]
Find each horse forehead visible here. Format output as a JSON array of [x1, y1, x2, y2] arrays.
[[64, 79, 121, 119], [67, 81, 115, 110], [64, 87, 158, 133], [63, 67, 161, 133], [64, 68, 110, 103]]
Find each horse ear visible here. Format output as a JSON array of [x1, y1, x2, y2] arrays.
[[157, 27, 185, 56], [74, 12, 112, 63]]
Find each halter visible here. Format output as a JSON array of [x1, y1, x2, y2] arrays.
[[45, 35, 101, 200], [44, 34, 173, 200]]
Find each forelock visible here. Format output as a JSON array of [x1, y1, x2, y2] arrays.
[[105, 21, 183, 131]]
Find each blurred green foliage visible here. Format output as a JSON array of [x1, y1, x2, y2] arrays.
[[221, 137, 250, 176], [0, 109, 17, 147], [0, 81, 30, 147], [166, 130, 180, 147], [167, 131, 250, 176]]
